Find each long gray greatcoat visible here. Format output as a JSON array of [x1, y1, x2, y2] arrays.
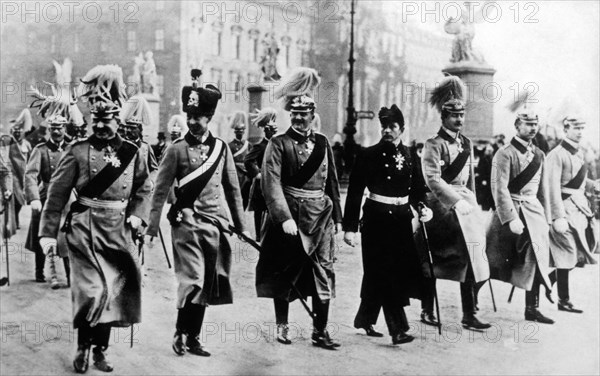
[[416, 128, 490, 283], [147, 131, 246, 308], [486, 138, 552, 291], [0, 136, 16, 238], [39, 135, 152, 328], [8, 136, 31, 207], [546, 139, 598, 268], [25, 140, 70, 258], [257, 128, 342, 302]]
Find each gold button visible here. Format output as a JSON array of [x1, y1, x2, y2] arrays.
[[91, 156, 95, 161], [389, 211, 392, 214], [93, 197, 97, 201], [215, 195, 219, 199], [90, 146, 94, 150], [50, 156, 54, 160], [382, 153, 386, 156], [299, 151, 303, 155], [387, 176, 391, 180], [50, 165, 54, 168], [189, 148, 194, 151], [323, 163, 326, 166], [124, 171, 128, 175], [123, 184, 127, 188], [121, 198, 125, 202], [192, 158, 197, 163], [294, 141, 298, 145], [120, 211, 125, 216], [92, 168, 97, 173], [385, 164, 389, 167]]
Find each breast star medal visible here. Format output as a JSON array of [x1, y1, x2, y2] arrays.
[[393, 152, 405, 171], [102, 146, 121, 168], [199, 144, 210, 162], [306, 139, 315, 156], [456, 142, 464, 154]]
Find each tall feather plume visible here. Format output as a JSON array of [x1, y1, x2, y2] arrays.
[[78, 64, 127, 107], [429, 75, 466, 112], [120, 94, 153, 125], [228, 111, 248, 129], [507, 89, 532, 113], [274, 67, 321, 111], [251, 107, 278, 127], [14, 109, 33, 132], [167, 114, 188, 134]]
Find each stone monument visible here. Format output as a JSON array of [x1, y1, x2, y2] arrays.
[[132, 51, 161, 144]]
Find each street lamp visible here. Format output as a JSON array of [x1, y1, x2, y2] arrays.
[[342, 0, 374, 181]]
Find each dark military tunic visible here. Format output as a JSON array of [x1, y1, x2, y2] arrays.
[[0, 136, 16, 238], [257, 128, 342, 301], [147, 131, 246, 308], [25, 140, 70, 257], [343, 141, 425, 304], [39, 135, 152, 328], [228, 138, 250, 204], [244, 138, 269, 212], [7, 136, 31, 208]]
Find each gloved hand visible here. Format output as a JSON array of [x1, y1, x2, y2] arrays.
[[419, 206, 433, 222], [509, 219, 525, 235], [127, 215, 142, 230], [30, 200, 42, 213], [3, 190, 12, 200], [454, 199, 473, 216], [552, 218, 569, 234], [39, 237, 57, 256], [334, 223, 343, 234], [282, 219, 298, 236], [344, 232, 356, 247]]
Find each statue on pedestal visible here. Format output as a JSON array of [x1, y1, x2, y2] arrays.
[[260, 32, 281, 82], [444, 1, 489, 64], [131, 51, 158, 97]]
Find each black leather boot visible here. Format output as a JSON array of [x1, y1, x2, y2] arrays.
[[172, 330, 186, 356], [391, 331, 415, 345], [277, 323, 292, 344], [525, 289, 554, 324], [186, 335, 211, 356], [558, 299, 583, 313], [420, 310, 438, 327], [73, 344, 91, 373], [311, 329, 340, 350], [92, 346, 114, 372]]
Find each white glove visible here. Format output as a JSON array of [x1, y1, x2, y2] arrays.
[[344, 232, 356, 247], [127, 215, 142, 230], [30, 200, 42, 212], [454, 199, 473, 216], [419, 206, 433, 222], [509, 219, 525, 235], [3, 190, 12, 200], [39, 237, 57, 256], [553, 218, 569, 234], [282, 219, 298, 235]]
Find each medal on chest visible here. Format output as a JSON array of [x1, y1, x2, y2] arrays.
[[102, 146, 121, 168], [199, 144, 210, 162], [305, 139, 315, 156], [393, 152, 405, 171], [456, 142, 464, 154]]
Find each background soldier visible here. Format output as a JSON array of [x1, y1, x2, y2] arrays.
[[343, 105, 432, 345], [146, 83, 248, 357], [546, 116, 599, 313], [39, 65, 152, 374], [244, 107, 279, 240], [417, 76, 491, 330], [228, 111, 250, 207], [486, 108, 554, 324], [7, 109, 33, 229], [257, 91, 343, 350], [151, 132, 167, 162]]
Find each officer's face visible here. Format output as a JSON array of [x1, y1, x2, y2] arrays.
[[75, 126, 87, 139], [380, 121, 403, 143], [11, 127, 23, 141], [49, 124, 65, 143], [443, 112, 465, 133], [170, 131, 181, 140], [187, 115, 210, 136], [515, 120, 539, 142], [565, 123, 585, 143], [290, 111, 314, 134], [92, 118, 117, 140], [263, 120, 278, 140], [123, 123, 142, 141], [233, 125, 246, 140]]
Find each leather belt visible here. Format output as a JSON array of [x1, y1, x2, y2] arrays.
[[283, 186, 325, 199], [78, 196, 128, 210], [367, 192, 408, 206]]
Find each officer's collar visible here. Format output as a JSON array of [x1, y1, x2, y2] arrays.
[[511, 136, 533, 154], [46, 139, 66, 152], [438, 127, 461, 144], [561, 137, 579, 155], [88, 134, 123, 150], [185, 130, 212, 146], [287, 127, 315, 143]]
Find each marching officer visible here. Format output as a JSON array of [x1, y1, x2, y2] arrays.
[[486, 108, 554, 324], [7, 109, 33, 230], [168, 114, 187, 142], [417, 76, 491, 330], [39, 65, 152, 373], [257, 92, 343, 350], [228, 111, 250, 206], [546, 116, 599, 313], [343, 104, 432, 345], [146, 83, 248, 357], [244, 107, 279, 240]]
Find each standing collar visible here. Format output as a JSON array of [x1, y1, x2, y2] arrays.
[[185, 131, 212, 146], [46, 139, 66, 152], [511, 136, 533, 154], [561, 137, 579, 155], [88, 134, 123, 150], [438, 127, 461, 144], [287, 127, 315, 143]]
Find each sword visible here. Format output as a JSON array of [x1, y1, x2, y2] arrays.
[[0, 197, 9, 287], [508, 285, 516, 303], [418, 203, 442, 335], [158, 228, 172, 269], [228, 224, 316, 319], [488, 279, 497, 312]]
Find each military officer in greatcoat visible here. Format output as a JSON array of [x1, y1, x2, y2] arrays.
[[417, 76, 492, 330], [545, 116, 599, 313], [39, 65, 152, 373], [257, 93, 343, 350], [146, 83, 248, 357], [244, 107, 279, 240], [228, 111, 251, 207], [343, 105, 432, 345], [486, 109, 555, 324], [7, 110, 33, 230]]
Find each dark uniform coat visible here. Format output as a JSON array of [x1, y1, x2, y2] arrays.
[[257, 128, 342, 301], [546, 139, 598, 268], [25, 140, 70, 257], [228, 138, 250, 206], [244, 138, 269, 212], [8, 136, 31, 207], [0, 136, 16, 238], [486, 138, 552, 290], [343, 141, 425, 304], [147, 131, 247, 308], [39, 135, 152, 328], [417, 128, 490, 283]]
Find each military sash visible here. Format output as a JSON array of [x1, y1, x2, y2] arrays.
[[283, 133, 327, 188], [507, 141, 543, 194], [167, 137, 225, 225], [441, 138, 471, 183], [233, 141, 248, 158], [561, 163, 588, 200]]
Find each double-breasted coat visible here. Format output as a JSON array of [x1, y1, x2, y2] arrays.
[[244, 138, 269, 212], [343, 141, 426, 304], [25, 140, 70, 257], [416, 128, 490, 283], [486, 138, 552, 291], [257, 128, 342, 301], [546, 139, 598, 268], [39, 135, 152, 328], [147, 131, 246, 308]]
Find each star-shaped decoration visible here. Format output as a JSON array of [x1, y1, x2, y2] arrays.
[[103, 154, 121, 168], [457, 143, 464, 154], [306, 139, 315, 156], [199, 145, 210, 162], [393, 152, 405, 171]]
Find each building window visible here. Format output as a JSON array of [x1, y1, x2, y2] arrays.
[[231, 25, 243, 60], [296, 39, 307, 66], [127, 30, 136, 52], [210, 68, 222, 87], [73, 33, 80, 53], [212, 22, 224, 56], [248, 29, 260, 62], [281, 36, 292, 68], [155, 29, 164, 50]]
